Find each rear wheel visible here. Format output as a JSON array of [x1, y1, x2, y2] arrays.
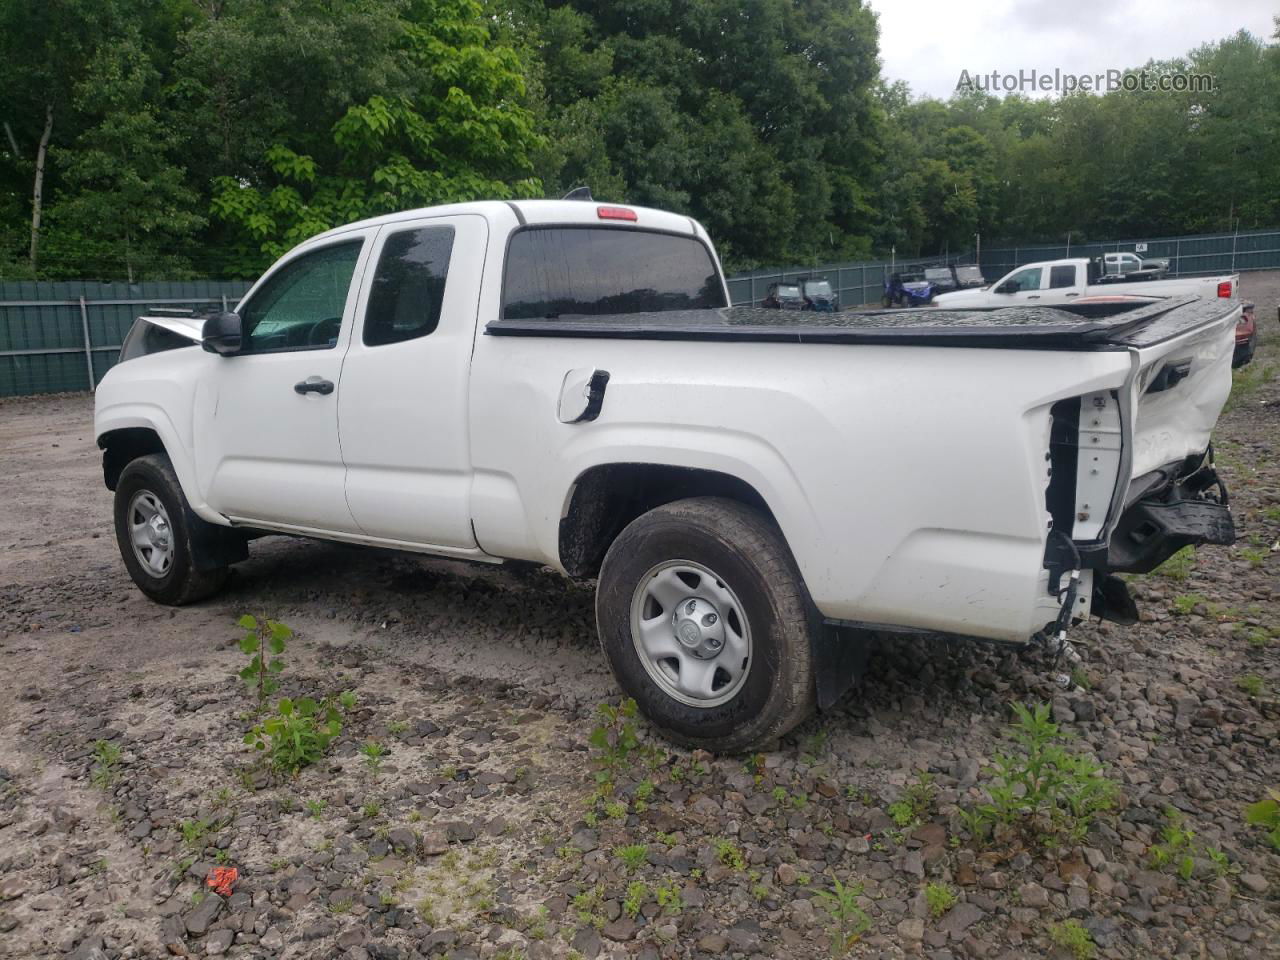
[[114, 454, 230, 605], [595, 497, 815, 753]]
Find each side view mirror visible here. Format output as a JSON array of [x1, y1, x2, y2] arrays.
[[202, 312, 243, 355], [994, 282, 1016, 294]]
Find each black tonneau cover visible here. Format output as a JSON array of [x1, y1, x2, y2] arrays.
[[487, 296, 1235, 351]]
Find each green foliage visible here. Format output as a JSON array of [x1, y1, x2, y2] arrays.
[[713, 838, 745, 871], [1172, 593, 1206, 615], [1244, 788, 1280, 850], [654, 879, 684, 914], [245, 696, 343, 775], [588, 698, 642, 786], [968, 703, 1117, 846], [237, 615, 289, 711], [1155, 548, 1196, 581], [2, 3, 1280, 280], [1048, 919, 1096, 960], [1236, 674, 1265, 697], [925, 882, 957, 917], [813, 875, 871, 955], [90, 740, 122, 790], [361, 741, 389, 775], [622, 880, 648, 918], [1148, 808, 1198, 882], [888, 773, 937, 827], [614, 843, 648, 873]]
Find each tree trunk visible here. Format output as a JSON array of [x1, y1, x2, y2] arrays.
[[29, 103, 54, 271]]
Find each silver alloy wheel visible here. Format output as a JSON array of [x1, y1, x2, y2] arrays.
[[127, 489, 175, 577], [629, 559, 752, 708]]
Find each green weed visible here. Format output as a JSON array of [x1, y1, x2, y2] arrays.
[[1048, 919, 1095, 960], [925, 881, 957, 917], [813, 875, 871, 955]]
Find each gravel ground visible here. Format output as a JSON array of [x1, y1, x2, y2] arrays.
[[0, 277, 1278, 960]]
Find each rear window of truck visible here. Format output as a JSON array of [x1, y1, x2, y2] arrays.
[[501, 227, 726, 320]]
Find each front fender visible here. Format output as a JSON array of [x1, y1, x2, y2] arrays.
[[94, 400, 225, 525]]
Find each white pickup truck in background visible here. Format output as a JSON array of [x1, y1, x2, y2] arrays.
[[95, 199, 1239, 751], [933, 257, 1236, 309], [1101, 251, 1170, 280]]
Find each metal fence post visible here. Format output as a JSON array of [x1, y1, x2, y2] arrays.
[[78, 295, 95, 392], [222, 294, 229, 311]]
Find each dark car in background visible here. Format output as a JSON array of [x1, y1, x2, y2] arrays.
[[797, 276, 838, 311], [925, 264, 986, 295], [761, 281, 805, 309]]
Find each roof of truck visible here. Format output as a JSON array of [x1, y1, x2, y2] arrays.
[[308, 199, 705, 244]]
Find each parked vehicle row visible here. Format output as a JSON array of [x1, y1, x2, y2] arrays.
[[96, 197, 1240, 751], [933, 257, 1237, 309], [761, 276, 839, 311]]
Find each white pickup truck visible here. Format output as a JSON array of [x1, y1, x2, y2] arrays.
[[95, 199, 1239, 751], [933, 257, 1236, 309]]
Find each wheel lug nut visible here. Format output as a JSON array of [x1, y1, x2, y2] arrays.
[[702, 613, 718, 626]]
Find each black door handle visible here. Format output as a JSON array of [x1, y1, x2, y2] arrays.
[[294, 377, 334, 396]]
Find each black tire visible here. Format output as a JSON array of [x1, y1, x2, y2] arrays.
[[114, 453, 230, 605], [595, 497, 816, 753]]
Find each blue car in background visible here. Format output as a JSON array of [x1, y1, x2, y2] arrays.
[[882, 269, 935, 307]]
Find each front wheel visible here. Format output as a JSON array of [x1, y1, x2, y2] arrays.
[[114, 454, 230, 605], [595, 497, 815, 752]]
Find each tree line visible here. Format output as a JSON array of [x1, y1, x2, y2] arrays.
[[1, 0, 1277, 281]]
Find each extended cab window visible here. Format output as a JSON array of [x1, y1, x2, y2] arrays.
[[502, 227, 726, 319], [240, 240, 362, 353], [1005, 267, 1042, 292], [364, 226, 455, 346], [1049, 265, 1077, 289]]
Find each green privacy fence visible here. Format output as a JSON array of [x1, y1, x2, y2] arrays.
[[975, 226, 1280, 285], [3, 225, 1279, 397], [0, 280, 251, 397]]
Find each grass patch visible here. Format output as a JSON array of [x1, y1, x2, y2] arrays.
[[1154, 547, 1195, 581]]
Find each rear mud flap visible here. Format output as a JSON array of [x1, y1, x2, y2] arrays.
[[810, 622, 873, 711]]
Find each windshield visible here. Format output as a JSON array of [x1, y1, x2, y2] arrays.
[[775, 284, 801, 297], [954, 266, 983, 282], [924, 268, 951, 281], [898, 272, 925, 283], [803, 280, 833, 297]]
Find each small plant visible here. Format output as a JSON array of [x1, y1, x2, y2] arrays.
[[1048, 919, 1096, 960], [90, 740, 122, 789], [362, 800, 381, 818], [654, 879, 684, 914], [603, 800, 628, 820], [634, 780, 654, 802], [306, 798, 325, 817], [236, 615, 290, 711], [772, 786, 789, 804], [969, 703, 1117, 846], [1244, 788, 1280, 850], [1154, 547, 1195, 581], [925, 881, 957, 917], [615, 843, 648, 873], [1236, 673, 1265, 697], [713, 838, 745, 871], [813, 875, 871, 956], [1148, 808, 1203, 882], [244, 697, 343, 775], [623, 880, 649, 918], [387, 719, 409, 735], [888, 772, 936, 827], [338, 690, 358, 711], [1171, 593, 1206, 615], [361, 741, 389, 775], [588, 699, 641, 786], [1240, 547, 1267, 569]]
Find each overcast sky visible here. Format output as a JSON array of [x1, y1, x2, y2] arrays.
[[870, 0, 1278, 100]]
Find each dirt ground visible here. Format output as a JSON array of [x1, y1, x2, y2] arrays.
[[0, 278, 1277, 960]]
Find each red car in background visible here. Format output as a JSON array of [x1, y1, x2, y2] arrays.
[[1234, 301, 1256, 367]]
